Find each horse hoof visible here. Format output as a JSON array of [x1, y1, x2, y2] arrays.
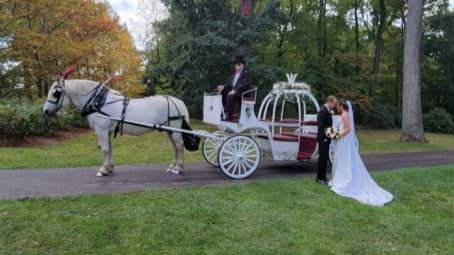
[[96, 169, 113, 177], [96, 171, 113, 177], [166, 168, 180, 175], [96, 172, 106, 177]]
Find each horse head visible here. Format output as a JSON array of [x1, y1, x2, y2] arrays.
[[43, 66, 76, 116]]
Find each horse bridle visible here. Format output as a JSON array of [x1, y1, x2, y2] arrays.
[[47, 78, 66, 112]]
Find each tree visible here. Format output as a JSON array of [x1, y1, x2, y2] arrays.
[[423, 1, 454, 114], [353, 0, 361, 75], [0, 0, 143, 99], [144, 0, 280, 115], [141, 0, 454, 132], [369, 0, 386, 97], [401, 0, 425, 142]]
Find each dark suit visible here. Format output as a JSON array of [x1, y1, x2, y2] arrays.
[[317, 106, 333, 181], [221, 70, 252, 118]]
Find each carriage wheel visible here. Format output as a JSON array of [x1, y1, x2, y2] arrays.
[[218, 135, 261, 179], [202, 131, 226, 167]]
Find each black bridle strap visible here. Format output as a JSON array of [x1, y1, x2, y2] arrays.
[[48, 80, 66, 110]]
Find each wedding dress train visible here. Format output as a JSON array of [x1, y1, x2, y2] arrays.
[[329, 101, 393, 207]]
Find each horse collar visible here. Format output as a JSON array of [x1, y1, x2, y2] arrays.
[[81, 84, 110, 117]]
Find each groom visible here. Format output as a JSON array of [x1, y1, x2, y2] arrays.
[[316, 95, 337, 185]]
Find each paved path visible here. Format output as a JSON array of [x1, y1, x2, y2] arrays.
[[0, 151, 453, 200]]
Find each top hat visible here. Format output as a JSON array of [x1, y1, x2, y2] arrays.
[[233, 55, 246, 65]]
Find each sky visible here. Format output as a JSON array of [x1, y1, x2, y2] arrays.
[[106, 0, 167, 50]]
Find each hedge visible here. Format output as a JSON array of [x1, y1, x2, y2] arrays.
[[0, 101, 88, 139], [424, 108, 454, 134]]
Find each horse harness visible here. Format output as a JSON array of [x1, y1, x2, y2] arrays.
[[162, 96, 200, 151], [163, 96, 185, 127], [80, 84, 187, 137], [81, 83, 130, 137], [80, 85, 200, 150], [47, 79, 66, 111], [81, 84, 111, 117]]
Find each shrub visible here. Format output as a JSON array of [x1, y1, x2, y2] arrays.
[[363, 103, 401, 129], [424, 108, 454, 134], [59, 106, 88, 128], [0, 100, 88, 139]]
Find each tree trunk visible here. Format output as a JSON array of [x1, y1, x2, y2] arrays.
[[354, 0, 360, 74], [369, 0, 386, 97], [316, 0, 327, 92], [401, 0, 426, 142], [277, 0, 294, 61], [395, 9, 406, 108], [155, 34, 160, 63], [317, 0, 327, 57]]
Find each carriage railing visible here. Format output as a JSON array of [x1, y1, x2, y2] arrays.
[[241, 87, 257, 102], [203, 87, 258, 125]]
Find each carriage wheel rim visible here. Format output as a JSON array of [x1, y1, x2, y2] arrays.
[[202, 131, 225, 166], [218, 136, 260, 179]]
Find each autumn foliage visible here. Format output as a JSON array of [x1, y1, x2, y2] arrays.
[[0, 0, 143, 97]]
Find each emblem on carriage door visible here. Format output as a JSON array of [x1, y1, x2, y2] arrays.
[[245, 107, 252, 119]]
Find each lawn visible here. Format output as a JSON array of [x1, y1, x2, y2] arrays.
[[0, 165, 453, 254], [1, 121, 454, 169], [357, 129, 454, 154]]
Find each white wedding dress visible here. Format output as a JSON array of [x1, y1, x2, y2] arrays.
[[329, 101, 393, 207]]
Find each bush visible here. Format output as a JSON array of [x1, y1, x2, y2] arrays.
[[0, 100, 88, 139], [59, 106, 88, 128], [363, 103, 401, 129], [424, 108, 454, 134]]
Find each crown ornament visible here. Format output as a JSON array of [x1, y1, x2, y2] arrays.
[[286, 73, 298, 85]]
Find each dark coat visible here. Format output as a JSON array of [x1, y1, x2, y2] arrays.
[[317, 106, 333, 143], [223, 70, 252, 95]]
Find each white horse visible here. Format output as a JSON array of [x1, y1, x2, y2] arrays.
[[43, 78, 190, 177]]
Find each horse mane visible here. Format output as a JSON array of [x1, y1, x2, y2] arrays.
[[64, 80, 104, 96]]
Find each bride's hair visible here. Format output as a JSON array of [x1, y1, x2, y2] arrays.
[[338, 99, 349, 112]]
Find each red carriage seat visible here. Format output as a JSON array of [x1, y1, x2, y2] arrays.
[[297, 135, 317, 160]]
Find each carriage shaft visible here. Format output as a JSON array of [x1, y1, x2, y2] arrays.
[[99, 115, 217, 139]]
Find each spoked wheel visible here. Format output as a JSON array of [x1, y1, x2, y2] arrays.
[[202, 131, 226, 167], [218, 135, 261, 179]]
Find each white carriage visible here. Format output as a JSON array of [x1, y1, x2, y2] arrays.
[[202, 74, 321, 179]]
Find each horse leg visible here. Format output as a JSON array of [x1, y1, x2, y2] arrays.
[[174, 132, 185, 172], [95, 129, 114, 177], [106, 132, 115, 172], [166, 132, 178, 174], [168, 132, 185, 175]]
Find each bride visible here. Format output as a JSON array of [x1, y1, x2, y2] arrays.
[[329, 99, 393, 206]]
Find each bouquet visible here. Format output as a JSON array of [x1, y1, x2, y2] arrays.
[[325, 127, 340, 139]]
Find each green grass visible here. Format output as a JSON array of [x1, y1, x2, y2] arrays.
[[1, 122, 454, 169], [0, 165, 453, 254], [0, 121, 216, 170], [357, 130, 454, 154]]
